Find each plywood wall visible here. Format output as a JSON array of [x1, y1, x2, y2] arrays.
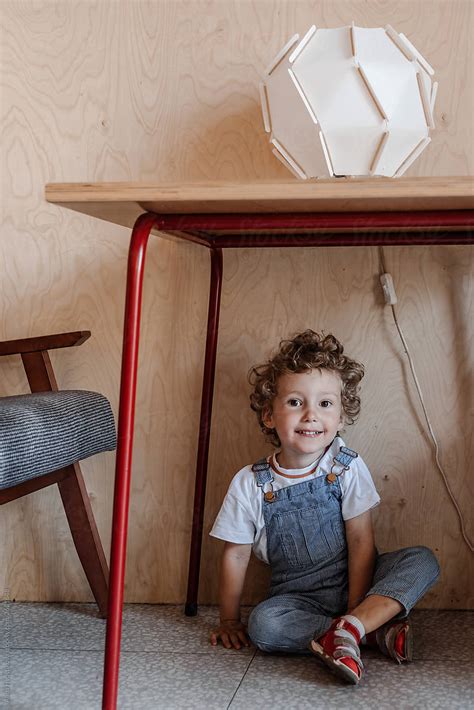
[[1, 0, 472, 608]]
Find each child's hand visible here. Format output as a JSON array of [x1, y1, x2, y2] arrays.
[[210, 619, 251, 650]]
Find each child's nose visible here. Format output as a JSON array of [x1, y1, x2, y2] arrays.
[[303, 406, 318, 421]]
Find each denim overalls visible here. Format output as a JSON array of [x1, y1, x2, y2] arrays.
[[247, 455, 440, 654]]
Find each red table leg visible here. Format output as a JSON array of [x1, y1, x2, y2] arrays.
[[185, 247, 223, 615], [102, 213, 159, 710]]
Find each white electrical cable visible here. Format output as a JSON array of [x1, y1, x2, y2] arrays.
[[379, 248, 473, 553]]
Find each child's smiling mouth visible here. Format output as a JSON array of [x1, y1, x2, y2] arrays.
[[296, 429, 324, 437]]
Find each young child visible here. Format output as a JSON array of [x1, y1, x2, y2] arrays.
[[209, 330, 440, 684]]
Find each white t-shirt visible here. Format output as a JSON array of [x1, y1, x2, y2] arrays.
[[210, 436, 380, 564]]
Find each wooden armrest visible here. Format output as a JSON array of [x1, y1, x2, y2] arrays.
[[0, 331, 91, 356]]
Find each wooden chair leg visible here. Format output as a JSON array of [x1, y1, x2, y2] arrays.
[[58, 462, 109, 617], [17, 347, 109, 616]]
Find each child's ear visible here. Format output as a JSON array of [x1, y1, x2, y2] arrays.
[[262, 406, 274, 429]]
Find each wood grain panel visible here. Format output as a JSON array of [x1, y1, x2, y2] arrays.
[[1, 0, 472, 607], [201, 245, 473, 608]]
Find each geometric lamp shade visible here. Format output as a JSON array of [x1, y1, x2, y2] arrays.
[[260, 24, 438, 178]]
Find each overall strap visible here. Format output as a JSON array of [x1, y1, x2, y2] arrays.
[[327, 445, 359, 483], [251, 458, 274, 487], [252, 458, 277, 502], [336, 446, 358, 467]]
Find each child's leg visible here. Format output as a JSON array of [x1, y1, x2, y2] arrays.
[[351, 545, 440, 663], [348, 594, 403, 633], [311, 546, 440, 681], [347, 595, 412, 662], [363, 545, 440, 625], [247, 594, 333, 654], [250, 594, 365, 685]]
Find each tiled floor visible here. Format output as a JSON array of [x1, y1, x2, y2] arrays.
[[0, 604, 472, 709]]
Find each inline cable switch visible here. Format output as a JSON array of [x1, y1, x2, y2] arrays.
[[380, 273, 398, 305]]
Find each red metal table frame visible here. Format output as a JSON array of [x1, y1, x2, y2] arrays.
[[102, 209, 474, 709]]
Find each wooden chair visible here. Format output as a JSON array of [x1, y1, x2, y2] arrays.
[[0, 331, 116, 617]]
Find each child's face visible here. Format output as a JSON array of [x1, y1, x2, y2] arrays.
[[263, 369, 344, 469]]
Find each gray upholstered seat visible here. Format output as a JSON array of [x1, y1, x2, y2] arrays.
[[0, 390, 116, 489], [0, 331, 114, 617]]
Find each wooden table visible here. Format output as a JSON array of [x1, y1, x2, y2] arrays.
[[45, 177, 474, 709]]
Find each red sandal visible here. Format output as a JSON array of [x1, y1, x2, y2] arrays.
[[310, 617, 364, 685], [371, 619, 413, 663]]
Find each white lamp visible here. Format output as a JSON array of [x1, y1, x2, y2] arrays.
[[260, 24, 437, 178]]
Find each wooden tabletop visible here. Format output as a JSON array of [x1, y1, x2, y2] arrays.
[[45, 177, 474, 232]]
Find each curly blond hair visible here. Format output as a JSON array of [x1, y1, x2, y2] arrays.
[[248, 330, 364, 447]]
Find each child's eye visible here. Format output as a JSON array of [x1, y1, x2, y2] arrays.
[[320, 400, 332, 408], [288, 398, 303, 407]]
